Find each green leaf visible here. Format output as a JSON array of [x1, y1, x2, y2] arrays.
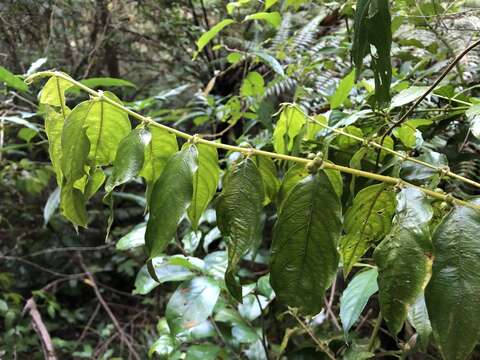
[[145, 144, 197, 258], [330, 70, 355, 109], [195, 19, 235, 56], [61, 101, 91, 184], [340, 184, 396, 275], [276, 162, 308, 207], [253, 51, 285, 76], [39, 74, 73, 111], [80, 77, 136, 89], [255, 156, 280, 205], [216, 158, 264, 301], [272, 105, 307, 154], [188, 144, 220, 230], [374, 188, 433, 335], [265, 0, 279, 10], [133, 257, 194, 295], [105, 128, 150, 193], [393, 125, 419, 148], [140, 125, 178, 200], [166, 277, 220, 336], [407, 294, 432, 351], [390, 86, 429, 109], [425, 199, 480, 360], [44, 107, 69, 185], [84, 92, 131, 166], [60, 186, 88, 227], [116, 223, 146, 251], [245, 12, 281, 28], [352, 0, 392, 105], [149, 335, 177, 359], [240, 71, 265, 98], [340, 268, 378, 334], [186, 344, 221, 360], [84, 168, 106, 199], [270, 170, 342, 314], [0, 66, 28, 92]]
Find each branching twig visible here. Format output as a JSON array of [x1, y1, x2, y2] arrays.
[[23, 298, 57, 360], [76, 253, 141, 360]]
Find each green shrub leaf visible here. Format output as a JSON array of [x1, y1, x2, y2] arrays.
[[105, 128, 151, 193], [340, 267, 378, 334], [140, 125, 178, 201], [374, 188, 433, 335], [216, 158, 264, 301], [270, 170, 342, 314], [84, 92, 131, 166], [188, 144, 220, 230], [340, 184, 396, 276], [426, 199, 480, 360], [166, 276, 220, 336], [145, 144, 198, 258]]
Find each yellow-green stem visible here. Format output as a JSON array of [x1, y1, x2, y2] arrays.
[[25, 71, 480, 212]]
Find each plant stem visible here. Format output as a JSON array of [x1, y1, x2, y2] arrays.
[[297, 106, 480, 190], [25, 71, 480, 212], [289, 310, 336, 360], [368, 312, 383, 352]]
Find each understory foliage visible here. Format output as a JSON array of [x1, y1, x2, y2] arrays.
[[3, 0, 480, 359]]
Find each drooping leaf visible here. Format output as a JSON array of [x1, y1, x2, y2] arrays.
[[245, 12, 281, 28], [44, 107, 69, 185], [61, 101, 91, 184], [60, 186, 88, 227], [188, 144, 220, 230], [340, 184, 396, 275], [265, 0, 279, 10], [426, 199, 480, 360], [140, 125, 178, 201], [0, 66, 28, 92], [216, 158, 264, 301], [255, 156, 280, 205], [166, 277, 220, 336], [39, 74, 73, 113], [352, 0, 392, 105], [145, 144, 198, 258], [340, 267, 378, 334], [407, 294, 432, 351], [330, 70, 355, 109], [195, 19, 235, 56], [272, 105, 306, 154], [84, 168, 106, 199], [270, 170, 342, 314], [374, 188, 433, 335], [105, 128, 151, 193], [276, 162, 308, 207], [84, 92, 131, 166]]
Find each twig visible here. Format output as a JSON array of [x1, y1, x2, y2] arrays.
[[76, 253, 141, 360], [382, 38, 480, 138], [23, 298, 57, 360], [288, 309, 336, 360]]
